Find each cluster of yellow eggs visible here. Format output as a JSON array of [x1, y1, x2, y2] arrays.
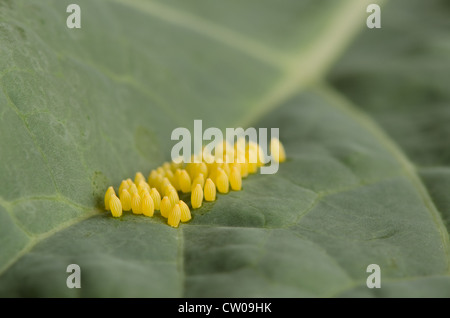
[[104, 138, 286, 227]]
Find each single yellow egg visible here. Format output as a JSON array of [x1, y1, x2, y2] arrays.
[[131, 193, 142, 214], [191, 184, 203, 209], [248, 163, 258, 174], [222, 163, 231, 177], [192, 173, 205, 189], [120, 188, 132, 211], [160, 196, 172, 218], [270, 138, 286, 163], [129, 183, 138, 196], [204, 178, 216, 201], [230, 166, 242, 191], [170, 160, 183, 172], [134, 172, 146, 185], [156, 167, 165, 177], [153, 173, 164, 194], [148, 170, 158, 187], [126, 178, 133, 187], [168, 189, 179, 206], [162, 161, 171, 172], [179, 200, 191, 222], [141, 193, 154, 217], [118, 180, 129, 196], [150, 188, 161, 210], [109, 194, 122, 217], [168, 204, 181, 228], [240, 162, 249, 178], [197, 162, 208, 178], [104, 186, 115, 211], [177, 169, 192, 193], [216, 168, 229, 194], [139, 187, 149, 199]]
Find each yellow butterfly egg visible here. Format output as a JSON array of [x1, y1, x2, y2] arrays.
[[139, 187, 149, 199], [185, 163, 195, 179], [118, 180, 129, 196], [179, 200, 191, 222], [139, 180, 150, 190], [208, 166, 220, 184], [256, 143, 266, 167], [190, 153, 203, 165], [225, 140, 234, 154], [141, 193, 154, 217], [222, 142, 234, 163], [222, 163, 231, 177], [192, 173, 205, 189], [168, 189, 179, 206], [216, 168, 229, 194], [161, 176, 170, 186], [191, 183, 203, 209], [240, 162, 249, 178], [196, 163, 206, 178], [131, 193, 142, 214], [230, 154, 249, 178], [138, 181, 150, 196], [170, 160, 183, 172], [104, 186, 115, 211], [169, 170, 181, 191], [204, 178, 216, 201], [120, 188, 132, 211], [229, 162, 238, 171], [161, 177, 172, 194], [246, 141, 257, 163], [154, 173, 164, 194], [214, 143, 226, 163], [162, 161, 171, 172], [168, 204, 181, 228], [177, 169, 192, 193], [156, 167, 166, 177], [247, 141, 265, 167], [164, 184, 176, 197], [235, 151, 246, 164], [225, 151, 235, 164], [234, 137, 246, 153], [233, 150, 244, 166], [148, 170, 158, 187], [248, 162, 258, 174], [126, 178, 133, 187], [129, 183, 138, 196], [160, 196, 173, 218], [150, 188, 161, 210], [270, 137, 286, 163], [165, 169, 175, 183], [197, 162, 208, 178], [193, 163, 202, 178], [134, 172, 145, 185], [109, 194, 122, 218], [202, 151, 215, 165], [230, 166, 242, 191]]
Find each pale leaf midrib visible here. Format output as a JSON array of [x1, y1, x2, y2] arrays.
[[0, 209, 98, 277], [237, 0, 381, 127], [108, 0, 289, 68], [107, 0, 377, 129]]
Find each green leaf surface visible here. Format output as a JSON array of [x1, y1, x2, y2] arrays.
[[1, 0, 449, 297]]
